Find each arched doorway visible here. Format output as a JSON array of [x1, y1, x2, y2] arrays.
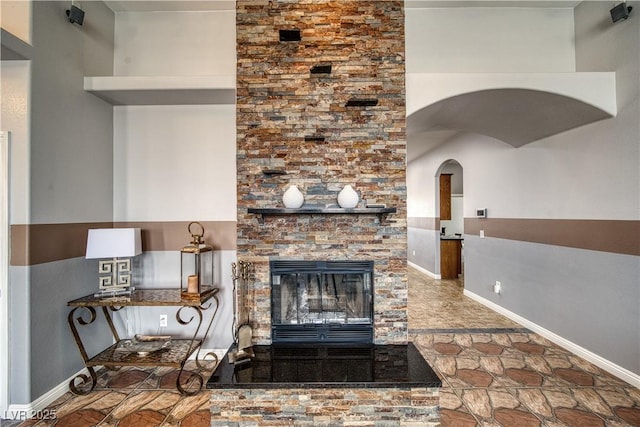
[[436, 159, 464, 281]]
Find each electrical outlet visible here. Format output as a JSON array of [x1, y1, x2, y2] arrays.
[[494, 281, 502, 294], [159, 314, 168, 328], [412, 250, 416, 256], [480, 230, 485, 238]]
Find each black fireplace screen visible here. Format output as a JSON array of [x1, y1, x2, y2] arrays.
[[271, 260, 374, 343]]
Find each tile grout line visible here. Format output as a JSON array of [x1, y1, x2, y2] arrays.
[[95, 367, 159, 426]]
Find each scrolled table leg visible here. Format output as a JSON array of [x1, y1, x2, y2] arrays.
[[176, 369, 204, 396], [68, 307, 97, 365], [195, 349, 219, 369], [69, 366, 97, 395]]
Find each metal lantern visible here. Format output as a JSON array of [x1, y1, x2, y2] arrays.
[[180, 222, 214, 300]]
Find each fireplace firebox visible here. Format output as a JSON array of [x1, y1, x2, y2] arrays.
[[271, 260, 374, 343]]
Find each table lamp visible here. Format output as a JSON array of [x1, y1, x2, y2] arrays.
[[86, 228, 142, 297]]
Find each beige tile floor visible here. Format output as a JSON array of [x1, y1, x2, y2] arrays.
[[5, 266, 640, 426]]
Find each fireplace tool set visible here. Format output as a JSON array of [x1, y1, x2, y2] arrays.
[[229, 260, 255, 363]]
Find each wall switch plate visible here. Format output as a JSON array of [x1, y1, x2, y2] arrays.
[[494, 281, 501, 294], [159, 314, 168, 328]]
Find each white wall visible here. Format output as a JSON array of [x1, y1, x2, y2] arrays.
[[0, 61, 30, 224], [439, 161, 464, 236], [405, 7, 576, 73], [112, 10, 238, 351], [441, 196, 464, 235], [112, 10, 236, 221], [113, 11, 236, 76], [1, 60, 30, 410], [406, 1, 638, 222], [110, 251, 236, 349], [412, 122, 639, 221], [113, 105, 236, 221], [406, 6, 578, 220]]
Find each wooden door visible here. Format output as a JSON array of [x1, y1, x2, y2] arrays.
[[440, 174, 452, 220]]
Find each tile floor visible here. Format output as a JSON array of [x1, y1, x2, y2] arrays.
[[4, 266, 640, 426], [5, 361, 216, 427], [408, 267, 640, 427]]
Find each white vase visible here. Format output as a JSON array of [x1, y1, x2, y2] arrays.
[[282, 185, 304, 208], [337, 185, 359, 208]]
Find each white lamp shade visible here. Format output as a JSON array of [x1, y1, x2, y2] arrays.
[[85, 228, 142, 259]]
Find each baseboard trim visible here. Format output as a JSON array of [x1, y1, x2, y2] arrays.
[[464, 289, 640, 389], [6, 368, 88, 420], [408, 261, 440, 279], [5, 348, 226, 420]]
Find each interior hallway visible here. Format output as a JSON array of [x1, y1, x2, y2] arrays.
[[4, 266, 640, 426]]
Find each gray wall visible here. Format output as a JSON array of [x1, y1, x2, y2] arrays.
[[8, 1, 115, 403], [30, 1, 114, 224], [408, 227, 438, 275], [465, 236, 639, 372], [29, 259, 113, 400]]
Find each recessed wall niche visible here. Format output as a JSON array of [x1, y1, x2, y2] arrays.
[[236, 0, 407, 345], [310, 64, 332, 74], [279, 29, 301, 41]]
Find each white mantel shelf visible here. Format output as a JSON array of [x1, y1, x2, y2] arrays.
[[84, 75, 236, 105]]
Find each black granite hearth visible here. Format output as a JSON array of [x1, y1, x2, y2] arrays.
[[206, 343, 441, 389]]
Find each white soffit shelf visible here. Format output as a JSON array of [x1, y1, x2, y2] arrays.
[[1, 29, 32, 60], [406, 73, 617, 147], [84, 75, 236, 105]]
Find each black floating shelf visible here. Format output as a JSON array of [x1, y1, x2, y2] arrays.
[[262, 169, 287, 176], [345, 98, 378, 107], [248, 207, 396, 222], [310, 64, 332, 74], [304, 135, 326, 142], [279, 29, 301, 42]]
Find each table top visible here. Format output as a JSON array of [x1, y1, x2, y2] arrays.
[[67, 287, 219, 307]]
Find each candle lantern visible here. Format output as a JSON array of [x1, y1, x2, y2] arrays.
[[180, 222, 214, 300]]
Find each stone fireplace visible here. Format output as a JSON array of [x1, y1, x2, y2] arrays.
[[236, 0, 407, 345], [211, 4, 439, 423]]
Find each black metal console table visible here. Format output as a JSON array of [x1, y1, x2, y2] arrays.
[[67, 287, 219, 395]]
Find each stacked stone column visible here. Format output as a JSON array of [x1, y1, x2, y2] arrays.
[[236, 0, 407, 344]]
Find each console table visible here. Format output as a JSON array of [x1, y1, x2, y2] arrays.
[[67, 287, 219, 395]]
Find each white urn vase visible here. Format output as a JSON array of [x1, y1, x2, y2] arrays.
[[337, 185, 359, 208], [282, 185, 304, 208]]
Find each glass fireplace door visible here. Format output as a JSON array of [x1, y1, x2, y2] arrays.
[[271, 261, 374, 343]]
